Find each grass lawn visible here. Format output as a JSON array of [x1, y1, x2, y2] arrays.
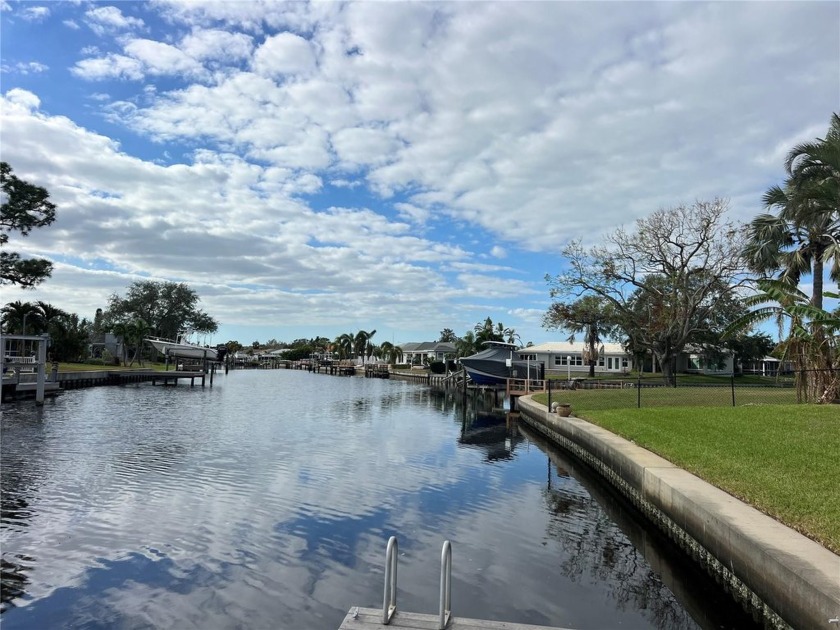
[[57, 361, 169, 372], [530, 394, 840, 553]]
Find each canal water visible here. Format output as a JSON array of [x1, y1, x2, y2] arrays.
[[1, 370, 760, 629]]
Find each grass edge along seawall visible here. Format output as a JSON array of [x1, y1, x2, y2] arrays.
[[519, 395, 840, 630]]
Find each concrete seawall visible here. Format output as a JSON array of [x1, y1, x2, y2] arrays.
[[516, 395, 840, 630]]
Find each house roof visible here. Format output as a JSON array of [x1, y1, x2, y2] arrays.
[[399, 341, 456, 353], [522, 341, 627, 355]]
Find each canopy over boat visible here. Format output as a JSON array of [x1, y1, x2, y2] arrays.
[[459, 341, 537, 386]]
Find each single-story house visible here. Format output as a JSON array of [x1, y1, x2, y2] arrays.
[[741, 356, 794, 376], [518, 341, 631, 377], [520, 341, 738, 377], [676, 348, 735, 375], [400, 341, 457, 365]]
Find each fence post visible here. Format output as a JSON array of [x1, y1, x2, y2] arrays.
[[547, 378, 552, 411], [637, 374, 641, 409], [731, 373, 735, 407]]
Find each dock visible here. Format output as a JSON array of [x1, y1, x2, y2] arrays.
[[339, 607, 572, 629], [341, 537, 572, 630]]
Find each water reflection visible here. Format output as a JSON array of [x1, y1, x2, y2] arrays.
[[520, 422, 758, 630], [0, 372, 760, 629]]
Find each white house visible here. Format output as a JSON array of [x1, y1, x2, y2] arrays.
[[518, 341, 631, 377], [400, 342, 456, 365]]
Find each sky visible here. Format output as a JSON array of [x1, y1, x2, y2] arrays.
[[1, 1, 838, 348]]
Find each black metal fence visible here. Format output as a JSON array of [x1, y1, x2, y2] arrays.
[[544, 369, 838, 409]]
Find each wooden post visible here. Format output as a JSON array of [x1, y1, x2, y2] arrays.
[[35, 334, 47, 405]]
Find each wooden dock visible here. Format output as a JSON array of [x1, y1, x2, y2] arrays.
[[338, 607, 573, 629]]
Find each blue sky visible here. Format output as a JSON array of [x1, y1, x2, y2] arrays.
[[1, 1, 838, 347]]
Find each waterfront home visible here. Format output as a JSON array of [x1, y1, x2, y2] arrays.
[[519, 341, 630, 377], [399, 341, 456, 365]]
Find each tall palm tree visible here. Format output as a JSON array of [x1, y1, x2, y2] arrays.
[[746, 113, 840, 309], [353, 329, 376, 363], [334, 333, 351, 360]]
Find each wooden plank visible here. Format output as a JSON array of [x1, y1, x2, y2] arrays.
[[339, 607, 573, 630]]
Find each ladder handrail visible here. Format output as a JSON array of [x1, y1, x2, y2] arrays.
[[438, 540, 452, 629], [383, 536, 398, 624]]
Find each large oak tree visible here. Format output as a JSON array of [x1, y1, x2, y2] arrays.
[[546, 199, 748, 382], [104, 280, 218, 342]]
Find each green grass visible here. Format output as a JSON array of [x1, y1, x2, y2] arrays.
[[57, 361, 169, 372], [534, 385, 798, 409], [529, 396, 840, 553]]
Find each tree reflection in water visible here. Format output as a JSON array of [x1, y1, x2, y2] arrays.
[[524, 422, 759, 630]]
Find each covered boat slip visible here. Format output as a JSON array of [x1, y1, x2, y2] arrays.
[[460, 342, 544, 386]]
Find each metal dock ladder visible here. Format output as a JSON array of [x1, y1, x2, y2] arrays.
[[340, 537, 573, 630]]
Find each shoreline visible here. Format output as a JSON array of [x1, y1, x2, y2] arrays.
[[516, 394, 840, 630]]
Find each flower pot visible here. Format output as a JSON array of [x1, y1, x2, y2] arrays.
[[557, 404, 572, 417]]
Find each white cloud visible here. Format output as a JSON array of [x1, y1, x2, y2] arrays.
[[180, 29, 254, 62], [85, 5, 145, 36], [2, 61, 48, 75], [123, 39, 206, 78], [4, 88, 41, 111], [252, 32, 317, 78], [21, 6, 49, 21], [1, 1, 837, 345], [72, 54, 145, 81]]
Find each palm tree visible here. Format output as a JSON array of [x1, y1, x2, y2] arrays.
[[353, 329, 376, 363], [1, 300, 36, 334], [335, 333, 353, 360], [455, 331, 477, 358], [377, 341, 404, 365], [746, 113, 840, 310], [724, 279, 839, 402], [505, 328, 521, 345], [35, 301, 68, 337]]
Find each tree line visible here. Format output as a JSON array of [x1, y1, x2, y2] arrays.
[[1, 280, 219, 365], [544, 113, 838, 401]]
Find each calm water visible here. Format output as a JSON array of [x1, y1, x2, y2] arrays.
[[1, 370, 759, 630]]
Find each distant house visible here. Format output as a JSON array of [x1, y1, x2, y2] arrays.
[[741, 356, 794, 376], [89, 333, 124, 361], [520, 341, 736, 377], [676, 348, 734, 375], [518, 341, 630, 377], [400, 341, 457, 365]]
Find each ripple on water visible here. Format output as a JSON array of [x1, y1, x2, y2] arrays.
[[0, 372, 762, 630]]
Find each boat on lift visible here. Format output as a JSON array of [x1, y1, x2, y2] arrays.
[[459, 341, 539, 386], [145, 335, 219, 361]]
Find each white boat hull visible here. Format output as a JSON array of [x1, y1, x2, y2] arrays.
[[146, 338, 218, 361]]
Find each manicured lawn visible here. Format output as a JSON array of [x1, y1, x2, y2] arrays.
[[535, 385, 798, 409], [529, 396, 840, 553]]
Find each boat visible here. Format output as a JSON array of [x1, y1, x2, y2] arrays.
[[459, 341, 540, 386], [145, 336, 219, 361]]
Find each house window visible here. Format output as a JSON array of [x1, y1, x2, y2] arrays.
[[555, 356, 567, 366], [520, 354, 537, 361], [621, 358, 629, 368]]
